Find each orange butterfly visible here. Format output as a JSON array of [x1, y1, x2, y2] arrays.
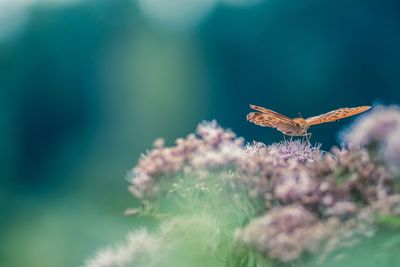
[[246, 104, 371, 137]]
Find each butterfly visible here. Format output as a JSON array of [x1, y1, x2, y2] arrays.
[[246, 104, 371, 137]]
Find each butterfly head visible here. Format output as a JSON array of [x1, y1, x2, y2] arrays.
[[293, 117, 307, 125]]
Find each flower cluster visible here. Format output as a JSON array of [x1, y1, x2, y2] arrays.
[[342, 105, 400, 173], [129, 122, 325, 203], [86, 106, 400, 267], [235, 205, 332, 262], [129, 120, 244, 199]]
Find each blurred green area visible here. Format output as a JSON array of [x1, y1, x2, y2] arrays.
[[0, 0, 399, 266]]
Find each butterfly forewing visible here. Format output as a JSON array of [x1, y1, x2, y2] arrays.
[[249, 105, 293, 122], [305, 106, 371, 126], [246, 111, 298, 135]]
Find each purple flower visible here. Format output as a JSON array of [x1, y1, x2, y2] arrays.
[[342, 105, 400, 172], [269, 140, 321, 163], [273, 168, 316, 203], [384, 131, 400, 173], [235, 205, 331, 262], [128, 120, 244, 199], [342, 105, 400, 147]]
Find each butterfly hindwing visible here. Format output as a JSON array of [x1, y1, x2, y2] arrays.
[[246, 112, 298, 135]]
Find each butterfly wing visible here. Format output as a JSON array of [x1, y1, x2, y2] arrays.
[[249, 104, 293, 121], [247, 105, 298, 135], [305, 106, 371, 126]]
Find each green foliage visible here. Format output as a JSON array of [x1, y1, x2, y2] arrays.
[[133, 171, 261, 266]]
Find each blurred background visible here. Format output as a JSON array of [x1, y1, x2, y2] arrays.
[[0, 0, 399, 266]]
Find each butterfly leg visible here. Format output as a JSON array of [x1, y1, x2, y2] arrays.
[[306, 132, 312, 142]]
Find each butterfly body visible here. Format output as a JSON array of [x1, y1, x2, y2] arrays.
[[247, 104, 371, 137], [292, 118, 310, 136]]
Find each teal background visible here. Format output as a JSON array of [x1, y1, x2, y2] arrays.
[[0, 0, 399, 266]]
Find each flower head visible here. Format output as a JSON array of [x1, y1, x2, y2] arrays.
[[341, 105, 400, 173], [269, 140, 321, 163], [128, 120, 244, 199], [235, 205, 331, 262], [342, 105, 400, 147]]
